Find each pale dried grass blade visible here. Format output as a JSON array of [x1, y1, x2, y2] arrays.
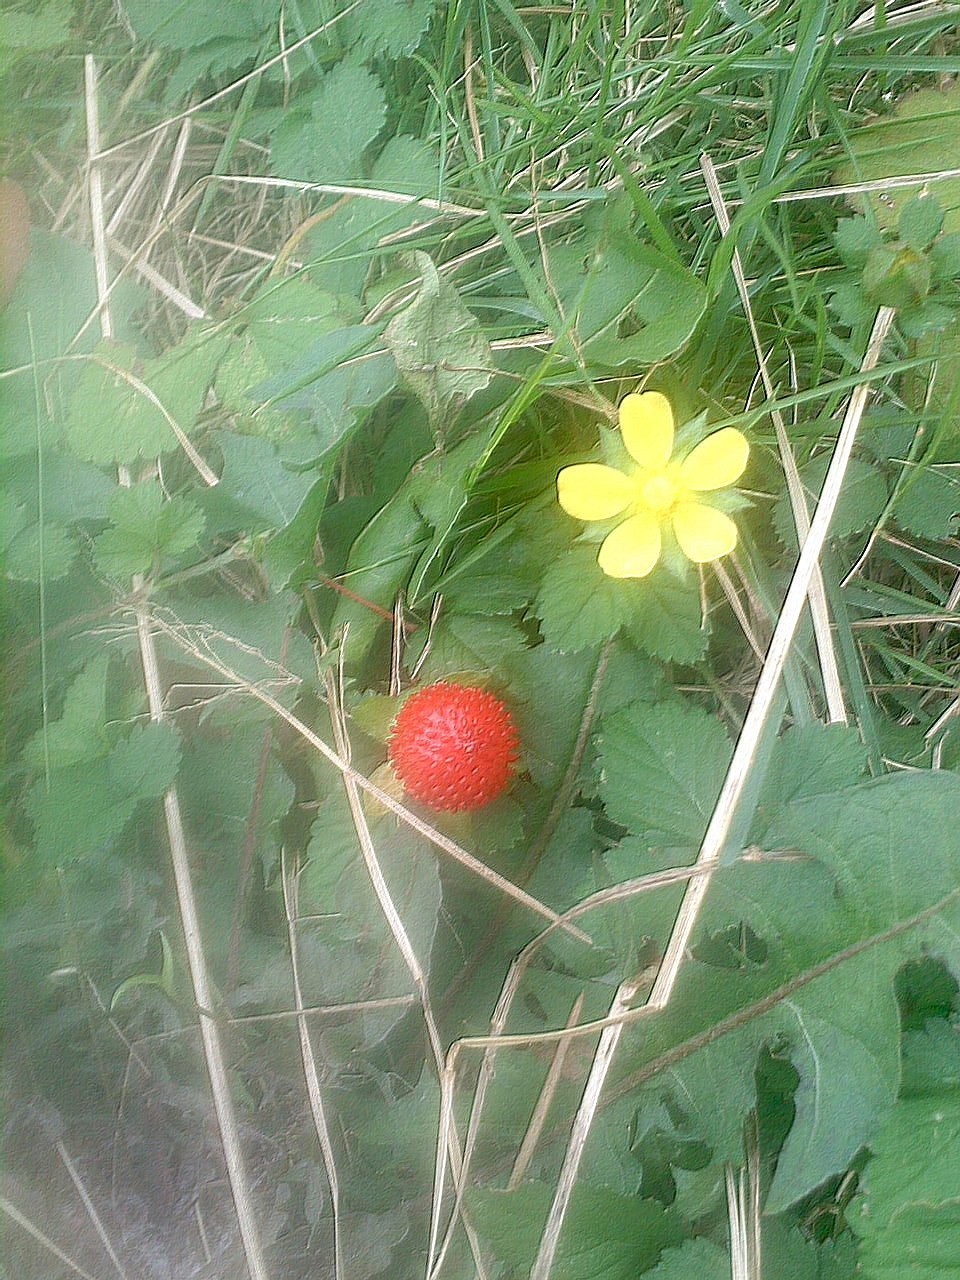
[[56, 1141, 130, 1280], [281, 851, 343, 1280], [85, 55, 270, 1280], [0, 1193, 104, 1280], [508, 993, 586, 1189], [700, 151, 846, 723], [529, 978, 640, 1280], [322, 670, 487, 1280], [646, 304, 895, 1015]]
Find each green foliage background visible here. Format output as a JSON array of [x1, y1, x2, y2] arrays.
[[3, 1, 960, 1278]]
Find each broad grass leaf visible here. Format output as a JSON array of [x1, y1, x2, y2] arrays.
[[854, 1090, 960, 1279], [599, 698, 731, 845]]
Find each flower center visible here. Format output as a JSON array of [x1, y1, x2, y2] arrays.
[[639, 470, 678, 513]]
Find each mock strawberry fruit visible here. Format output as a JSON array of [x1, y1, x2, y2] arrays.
[[387, 681, 519, 812]]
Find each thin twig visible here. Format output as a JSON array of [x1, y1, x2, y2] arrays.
[[0, 1194, 104, 1280], [56, 1141, 130, 1280], [701, 152, 846, 724], [281, 850, 343, 1280], [84, 54, 270, 1280]]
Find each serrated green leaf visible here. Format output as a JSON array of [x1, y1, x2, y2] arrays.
[[622, 571, 708, 662], [93, 485, 205, 579], [752, 723, 869, 840], [617, 772, 960, 1216], [22, 656, 110, 770], [648, 1237, 729, 1278], [599, 698, 731, 845], [339, 0, 436, 56], [270, 63, 386, 183], [854, 1090, 960, 1280], [25, 723, 181, 863], [531, 542, 707, 660], [64, 332, 221, 466], [384, 251, 494, 431]]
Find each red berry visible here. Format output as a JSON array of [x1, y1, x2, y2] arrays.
[[387, 681, 519, 812]]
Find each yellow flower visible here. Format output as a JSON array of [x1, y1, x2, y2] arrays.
[[557, 392, 749, 579]]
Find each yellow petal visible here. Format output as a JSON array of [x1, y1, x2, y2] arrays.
[[557, 464, 633, 521], [673, 502, 738, 563], [618, 392, 674, 470], [598, 512, 662, 578], [679, 428, 749, 491]]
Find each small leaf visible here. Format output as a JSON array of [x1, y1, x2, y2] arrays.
[[898, 194, 944, 253], [834, 215, 880, 266], [93, 484, 205, 579], [383, 251, 495, 432]]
